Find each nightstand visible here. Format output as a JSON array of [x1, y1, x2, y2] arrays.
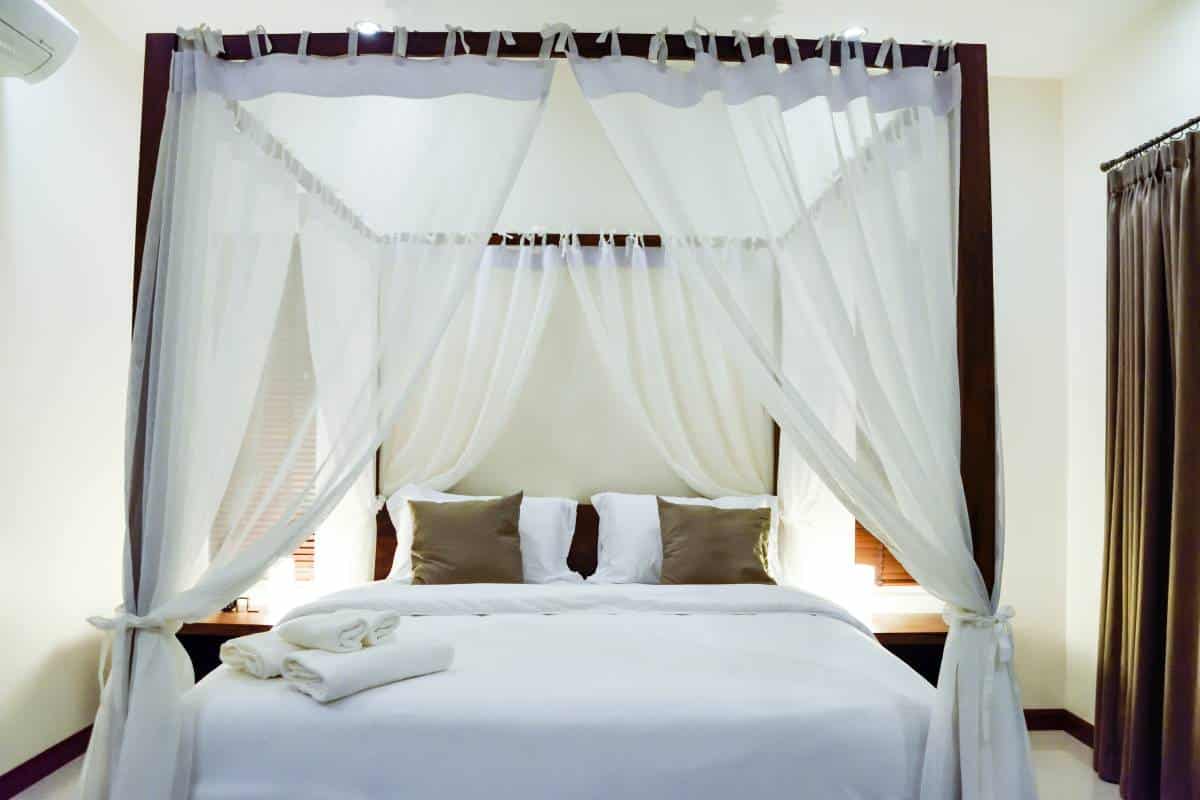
[[178, 606, 281, 681], [870, 613, 948, 684]]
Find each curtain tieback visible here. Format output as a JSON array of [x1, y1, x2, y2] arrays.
[[943, 605, 1016, 743], [87, 609, 183, 691]]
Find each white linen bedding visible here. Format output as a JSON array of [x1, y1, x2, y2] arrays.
[[183, 583, 934, 800]]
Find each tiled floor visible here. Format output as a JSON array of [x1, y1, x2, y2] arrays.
[[15, 732, 1120, 799]]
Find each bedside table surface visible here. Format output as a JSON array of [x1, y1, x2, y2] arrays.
[[180, 606, 281, 636]]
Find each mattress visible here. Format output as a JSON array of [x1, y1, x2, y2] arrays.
[[183, 583, 934, 799]]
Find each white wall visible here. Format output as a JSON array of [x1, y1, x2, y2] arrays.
[[1060, 0, 1200, 724], [0, 0, 139, 773], [990, 78, 1068, 710]]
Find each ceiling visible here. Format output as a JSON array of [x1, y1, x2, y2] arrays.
[[79, 0, 1157, 78]]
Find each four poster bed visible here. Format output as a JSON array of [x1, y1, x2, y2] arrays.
[[83, 22, 1033, 800]]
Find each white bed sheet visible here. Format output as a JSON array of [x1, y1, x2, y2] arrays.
[[184, 583, 933, 800]]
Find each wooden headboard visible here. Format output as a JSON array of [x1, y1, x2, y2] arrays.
[[373, 504, 600, 580]]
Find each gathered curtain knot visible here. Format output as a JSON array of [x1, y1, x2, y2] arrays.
[[943, 604, 1015, 662], [88, 608, 181, 636], [944, 604, 1017, 744], [87, 607, 183, 694]]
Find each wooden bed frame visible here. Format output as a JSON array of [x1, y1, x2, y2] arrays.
[[132, 30, 996, 596]]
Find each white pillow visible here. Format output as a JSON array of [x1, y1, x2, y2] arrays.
[[589, 492, 778, 584], [385, 485, 580, 584]]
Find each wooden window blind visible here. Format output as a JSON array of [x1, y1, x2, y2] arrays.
[[854, 521, 916, 585], [211, 257, 318, 581]]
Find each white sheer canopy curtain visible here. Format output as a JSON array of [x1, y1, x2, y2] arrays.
[[81, 30, 549, 799], [380, 237, 561, 494], [570, 32, 1035, 799]]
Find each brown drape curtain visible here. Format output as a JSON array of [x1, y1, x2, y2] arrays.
[[1096, 131, 1200, 799]]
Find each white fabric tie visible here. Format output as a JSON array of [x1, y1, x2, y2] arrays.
[[683, 18, 716, 57], [176, 24, 224, 56], [298, 30, 310, 59], [816, 33, 837, 63], [596, 27, 621, 57], [346, 28, 359, 59], [87, 609, 182, 692], [732, 30, 753, 62], [246, 25, 272, 59], [392, 26, 408, 59], [760, 30, 775, 61], [443, 25, 470, 61], [648, 27, 670, 69], [875, 37, 903, 69], [923, 39, 957, 69], [784, 34, 800, 65], [539, 23, 577, 59], [943, 604, 1016, 744], [486, 30, 516, 63]]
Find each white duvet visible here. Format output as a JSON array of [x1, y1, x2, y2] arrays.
[[184, 583, 934, 800]]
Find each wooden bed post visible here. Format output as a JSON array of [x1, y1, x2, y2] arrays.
[[952, 43, 997, 596], [131, 32, 997, 596]]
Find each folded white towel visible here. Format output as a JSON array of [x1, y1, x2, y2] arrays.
[[281, 639, 454, 703], [364, 609, 400, 645], [219, 631, 300, 679], [276, 609, 369, 653]]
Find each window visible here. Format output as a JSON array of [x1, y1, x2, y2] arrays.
[[211, 255, 318, 581], [854, 522, 916, 586]]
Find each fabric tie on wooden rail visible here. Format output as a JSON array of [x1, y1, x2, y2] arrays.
[[443, 25, 470, 61], [540, 23, 577, 59], [176, 24, 224, 56]]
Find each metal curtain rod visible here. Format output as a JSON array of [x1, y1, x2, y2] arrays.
[[1100, 112, 1200, 172], [208, 30, 960, 71]]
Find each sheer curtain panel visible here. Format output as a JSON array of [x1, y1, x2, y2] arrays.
[[379, 238, 562, 495], [82, 36, 549, 799], [570, 34, 1034, 799]]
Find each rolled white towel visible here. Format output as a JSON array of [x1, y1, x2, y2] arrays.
[[282, 639, 454, 703], [219, 631, 300, 679], [364, 609, 400, 645], [276, 609, 369, 653]]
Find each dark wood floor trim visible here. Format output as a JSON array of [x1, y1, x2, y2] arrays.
[[0, 725, 91, 800], [1025, 708, 1095, 748]]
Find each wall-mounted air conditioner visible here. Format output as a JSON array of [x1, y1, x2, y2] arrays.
[[0, 0, 77, 83]]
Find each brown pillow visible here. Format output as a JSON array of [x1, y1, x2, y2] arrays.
[[409, 493, 524, 584], [657, 498, 774, 585]]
